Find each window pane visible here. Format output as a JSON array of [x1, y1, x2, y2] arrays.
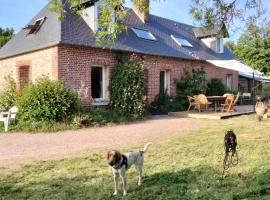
[[171, 35, 193, 47], [160, 71, 165, 93], [226, 74, 232, 90], [132, 28, 157, 41], [91, 67, 103, 99]]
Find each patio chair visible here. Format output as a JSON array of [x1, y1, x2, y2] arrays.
[[187, 96, 196, 111], [241, 93, 251, 104], [195, 94, 213, 112], [0, 106, 18, 132], [221, 95, 235, 112]]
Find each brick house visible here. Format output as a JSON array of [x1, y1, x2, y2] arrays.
[[0, 0, 240, 107]]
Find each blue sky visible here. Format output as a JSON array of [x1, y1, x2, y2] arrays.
[[0, 0, 269, 41]]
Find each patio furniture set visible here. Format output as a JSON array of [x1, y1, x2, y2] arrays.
[[187, 93, 241, 113]]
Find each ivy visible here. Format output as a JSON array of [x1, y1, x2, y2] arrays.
[[109, 57, 146, 119]]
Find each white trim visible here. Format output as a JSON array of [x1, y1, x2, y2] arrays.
[[91, 66, 109, 102], [171, 35, 193, 47]]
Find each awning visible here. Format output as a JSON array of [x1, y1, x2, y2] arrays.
[[206, 59, 270, 82]]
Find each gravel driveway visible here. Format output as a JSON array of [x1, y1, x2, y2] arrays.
[[0, 116, 214, 170]]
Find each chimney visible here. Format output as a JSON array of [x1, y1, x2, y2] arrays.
[[133, 0, 150, 23]]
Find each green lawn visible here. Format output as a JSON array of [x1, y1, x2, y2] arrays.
[[0, 116, 270, 200]]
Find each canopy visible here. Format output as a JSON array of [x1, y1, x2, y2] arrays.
[[206, 59, 270, 82]]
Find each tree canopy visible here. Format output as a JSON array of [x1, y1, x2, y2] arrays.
[[225, 18, 270, 76], [0, 27, 14, 48]]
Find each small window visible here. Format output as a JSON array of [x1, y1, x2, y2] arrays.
[[91, 66, 109, 101], [23, 17, 47, 35], [160, 70, 170, 95], [226, 74, 232, 90], [171, 35, 193, 47], [131, 28, 157, 41]]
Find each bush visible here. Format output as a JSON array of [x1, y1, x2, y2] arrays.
[[109, 59, 146, 119], [149, 90, 182, 115], [0, 75, 18, 110], [175, 69, 206, 109], [206, 78, 226, 96], [16, 77, 79, 122]]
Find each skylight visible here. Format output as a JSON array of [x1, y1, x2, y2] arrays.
[[171, 35, 193, 47], [24, 17, 47, 35], [131, 28, 157, 41]]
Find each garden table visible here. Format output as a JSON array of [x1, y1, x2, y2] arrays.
[[207, 96, 226, 112]]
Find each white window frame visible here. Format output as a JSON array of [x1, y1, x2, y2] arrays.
[[91, 66, 109, 104], [226, 74, 232, 90], [131, 28, 157, 41], [160, 70, 171, 95], [171, 35, 193, 47]]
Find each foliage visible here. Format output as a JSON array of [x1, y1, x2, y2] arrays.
[[0, 27, 14, 47], [175, 69, 206, 109], [109, 58, 146, 119], [149, 90, 182, 115], [0, 75, 18, 110], [1, 116, 270, 199], [16, 76, 79, 122], [190, 0, 263, 31], [206, 78, 226, 96]]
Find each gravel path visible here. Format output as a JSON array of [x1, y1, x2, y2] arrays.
[[0, 116, 214, 170]]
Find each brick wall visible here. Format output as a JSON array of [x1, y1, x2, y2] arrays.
[[58, 45, 116, 106], [0, 46, 58, 92], [0, 44, 238, 106], [58, 45, 238, 105]]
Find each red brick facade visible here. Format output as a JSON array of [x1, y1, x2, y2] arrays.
[[0, 45, 238, 106], [57, 45, 239, 105]]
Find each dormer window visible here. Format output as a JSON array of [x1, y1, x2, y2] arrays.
[[210, 38, 224, 53], [171, 35, 193, 47], [131, 28, 157, 41], [23, 17, 47, 35]]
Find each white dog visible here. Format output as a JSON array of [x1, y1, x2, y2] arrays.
[[107, 143, 152, 196]]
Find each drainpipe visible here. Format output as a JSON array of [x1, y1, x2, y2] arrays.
[[253, 72, 256, 112]]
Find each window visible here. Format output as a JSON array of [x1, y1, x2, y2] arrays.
[[226, 74, 232, 90], [23, 17, 47, 35], [210, 38, 224, 53], [171, 35, 193, 47], [160, 70, 170, 95], [131, 28, 157, 41], [91, 66, 109, 101]]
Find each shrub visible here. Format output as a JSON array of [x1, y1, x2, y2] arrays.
[[109, 59, 146, 119], [149, 90, 182, 115], [16, 76, 79, 122], [0, 75, 18, 110], [175, 69, 206, 109], [206, 78, 226, 96]]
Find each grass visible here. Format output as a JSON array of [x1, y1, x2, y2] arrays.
[[0, 115, 270, 199]]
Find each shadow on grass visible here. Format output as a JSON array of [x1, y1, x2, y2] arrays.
[[1, 165, 270, 200]]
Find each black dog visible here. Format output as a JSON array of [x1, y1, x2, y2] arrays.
[[223, 130, 238, 171]]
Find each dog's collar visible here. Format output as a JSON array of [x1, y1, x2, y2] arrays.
[[113, 155, 128, 170]]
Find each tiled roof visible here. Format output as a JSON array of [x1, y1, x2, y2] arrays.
[[0, 3, 235, 61]]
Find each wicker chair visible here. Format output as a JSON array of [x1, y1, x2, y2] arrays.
[[195, 94, 212, 112]]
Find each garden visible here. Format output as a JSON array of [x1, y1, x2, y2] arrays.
[[0, 58, 255, 133]]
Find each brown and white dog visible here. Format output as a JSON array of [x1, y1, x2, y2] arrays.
[[107, 143, 152, 196]]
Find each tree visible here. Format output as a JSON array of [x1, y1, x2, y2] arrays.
[[50, 0, 265, 46], [0, 27, 14, 48], [230, 19, 270, 75]]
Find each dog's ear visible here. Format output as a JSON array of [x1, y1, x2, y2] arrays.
[[114, 151, 122, 162]]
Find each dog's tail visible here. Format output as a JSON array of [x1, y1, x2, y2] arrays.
[[141, 143, 152, 154]]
